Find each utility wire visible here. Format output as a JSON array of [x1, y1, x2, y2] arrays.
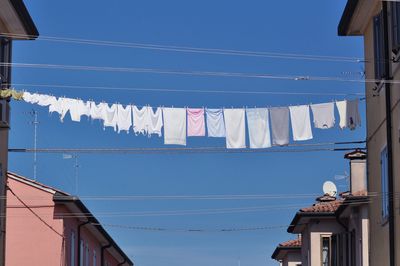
[[8, 83, 365, 97], [0, 33, 364, 63], [0, 62, 370, 83]]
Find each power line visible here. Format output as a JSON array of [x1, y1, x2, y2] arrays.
[[0, 33, 364, 63], [0, 62, 370, 83], [8, 83, 365, 97], [8, 146, 366, 155]]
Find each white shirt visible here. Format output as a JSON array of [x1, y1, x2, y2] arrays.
[[223, 108, 246, 149]]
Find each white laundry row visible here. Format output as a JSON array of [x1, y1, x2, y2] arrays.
[[22, 92, 361, 149]]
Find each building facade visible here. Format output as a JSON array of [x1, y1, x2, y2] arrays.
[[0, 1, 38, 265], [271, 238, 302, 266], [6, 172, 133, 266], [272, 150, 369, 266], [339, 1, 400, 265]]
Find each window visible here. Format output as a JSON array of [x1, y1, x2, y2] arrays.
[[374, 11, 387, 81], [381, 146, 389, 221], [322, 236, 330, 266], [321, 236, 340, 266], [80, 240, 84, 266], [93, 250, 97, 266], [391, 2, 400, 53], [71, 231, 76, 266]]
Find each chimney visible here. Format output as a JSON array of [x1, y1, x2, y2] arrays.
[[344, 149, 367, 195]]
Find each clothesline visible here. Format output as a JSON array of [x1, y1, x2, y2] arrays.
[[3, 88, 363, 149]]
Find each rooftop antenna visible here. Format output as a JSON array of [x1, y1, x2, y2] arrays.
[[63, 153, 79, 195], [323, 181, 338, 197], [25, 109, 39, 180]]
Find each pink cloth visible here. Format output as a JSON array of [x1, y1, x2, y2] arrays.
[[187, 108, 205, 137]]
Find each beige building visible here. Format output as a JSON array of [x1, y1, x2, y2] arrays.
[[0, 1, 38, 265], [271, 238, 302, 266], [272, 150, 369, 266], [339, 1, 400, 265]]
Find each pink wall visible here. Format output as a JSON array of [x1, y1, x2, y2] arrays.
[[5, 175, 128, 266], [5, 177, 65, 266]]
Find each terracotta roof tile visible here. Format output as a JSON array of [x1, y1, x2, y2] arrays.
[[279, 238, 301, 247], [300, 200, 343, 213]]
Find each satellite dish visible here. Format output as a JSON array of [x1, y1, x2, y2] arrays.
[[323, 181, 337, 197]]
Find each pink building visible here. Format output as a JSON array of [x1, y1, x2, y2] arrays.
[[5, 172, 133, 266]]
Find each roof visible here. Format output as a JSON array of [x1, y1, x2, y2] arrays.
[[338, 0, 360, 36], [300, 199, 343, 213], [0, 0, 39, 39], [336, 192, 369, 216], [287, 199, 343, 233], [344, 149, 367, 160], [271, 238, 301, 260], [7, 172, 133, 266]]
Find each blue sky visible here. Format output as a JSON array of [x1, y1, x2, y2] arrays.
[[8, 1, 365, 265]]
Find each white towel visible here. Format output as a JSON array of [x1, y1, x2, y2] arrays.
[[117, 104, 132, 133], [206, 109, 226, 137], [223, 108, 246, 149], [336, 100, 347, 129], [147, 107, 163, 137], [23, 92, 40, 104], [310, 102, 335, 129], [270, 107, 290, 146], [246, 108, 271, 149], [163, 107, 187, 146], [289, 105, 313, 141]]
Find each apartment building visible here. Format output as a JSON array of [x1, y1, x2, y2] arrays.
[[338, 1, 400, 265], [272, 150, 369, 266], [6, 172, 133, 266], [0, 1, 38, 264], [271, 238, 302, 266]]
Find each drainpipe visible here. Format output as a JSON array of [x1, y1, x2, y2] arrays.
[[382, 2, 396, 266], [101, 243, 112, 266], [117, 258, 127, 266], [77, 221, 90, 266]]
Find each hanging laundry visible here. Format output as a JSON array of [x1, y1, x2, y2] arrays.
[[146, 107, 163, 137], [336, 100, 347, 129], [37, 94, 56, 107], [270, 107, 290, 146], [0, 89, 23, 100], [223, 108, 246, 149], [48, 97, 63, 116], [22, 92, 40, 104], [187, 108, 205, 137], [206, 108, 226, 138], [289, 105, 313, 141], [246, 108, 271, 149], [89, 101, 106, 121], [132, 105, 149, 135], [116, 104, 132, 133], [337, 99, 361, 130], [59, 99, 88, 122], [310, 102, 335, 129], [163, 107, 186, 146], [102, 103, 118, 131]]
